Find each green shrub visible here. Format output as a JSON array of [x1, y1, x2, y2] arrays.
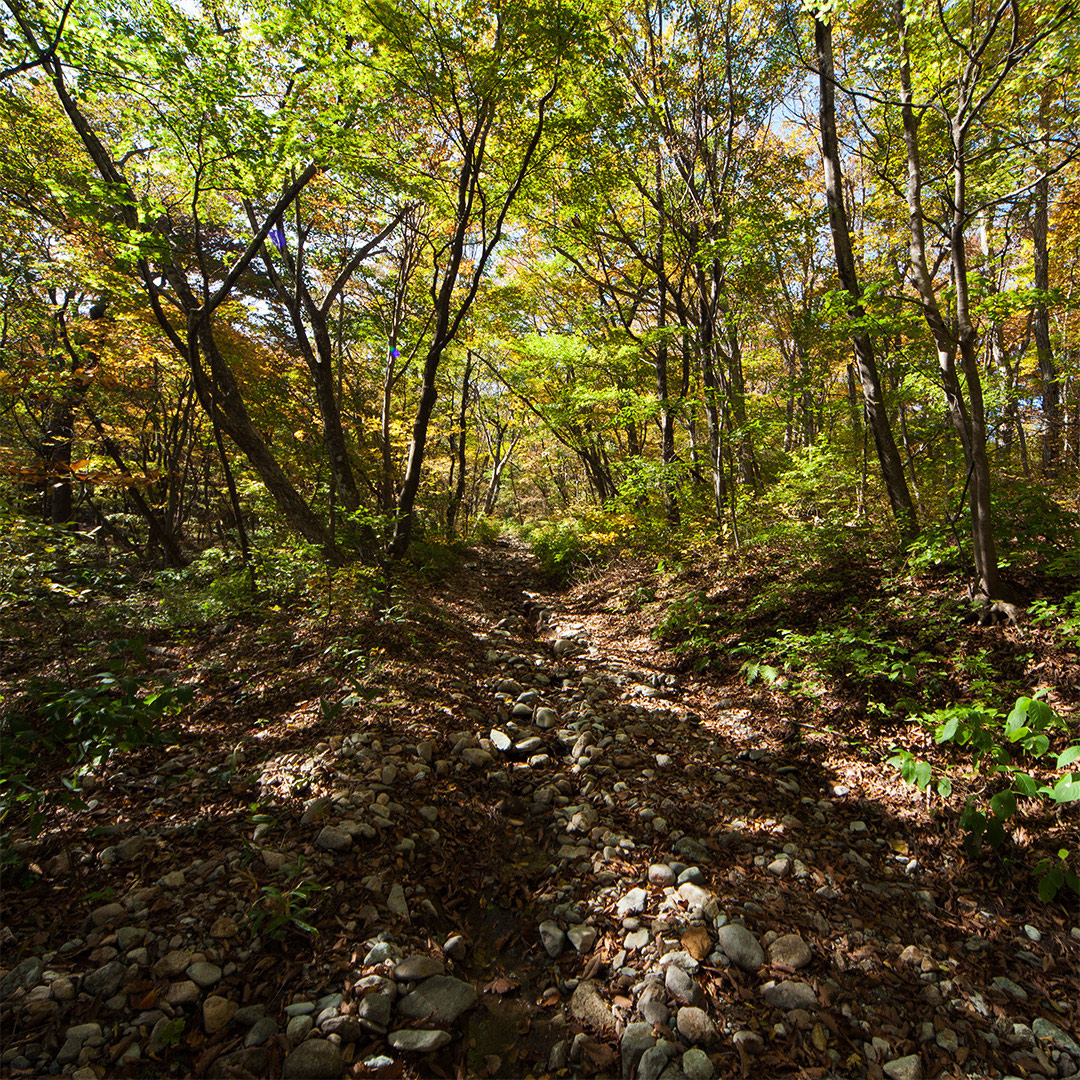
[[0, 637, 191, 837], [888, 692, 1080, 901]]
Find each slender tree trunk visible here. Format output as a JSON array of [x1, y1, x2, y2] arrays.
[[655, 148, 679, 524], [897, 12, 1009, 600], [1033, 91, 1060, 472], [816, 17, 917, 541], [446, 353, 472, 537]]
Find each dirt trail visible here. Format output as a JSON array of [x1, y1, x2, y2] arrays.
[[1, 541, 1077, 1080]]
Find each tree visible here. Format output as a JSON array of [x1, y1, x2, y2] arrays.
[[815, 14, 919, 542]]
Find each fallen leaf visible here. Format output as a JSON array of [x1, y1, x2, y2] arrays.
[[682, 926, 712, 962], [484, 976, 520, 995]]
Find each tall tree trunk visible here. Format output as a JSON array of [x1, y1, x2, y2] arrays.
[[1033, 90, 1060, 473], [446, 353, 472, 537], [655, 148, 679, 524], [816, 17, 918, 541], [897, 12, 1009, 600]]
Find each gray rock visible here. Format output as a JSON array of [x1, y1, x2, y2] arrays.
[[387, 884, 410, 919], [207, 1048, 270, 1079], [625, 929, 650, 951], [716, 924, 764, 972], [639, 1045, 673, 1080], [665, 965, 704, 1007], [649, 864, 676, 886], [640, 999, 669, 1026], [387, 1029, 452, 1052], [282, 1038, 344, 1079], [90, 902, 125, 926], [396, 976, 477, 1025], [676, 1007, 718, 1045], [315, 826, 352, 852], [286, 1015, 314, 1043], [882, 1054, 923, 1080], [617, 887, 648, 916], [674, 837, 709, 861], [682, 1048, 715, 1080], [394, 956, 445, 980], [621, 1021, 656, 1079], [570, 980, 615, 1036], [234, 1004, 266, 1027], [760, 980, 818, 1010], [164, 984, 200, 1006], [244, 1017, 278, 1047], [322, 1015, 365, 1042], [443, 935, 468, 961], [364, 940, 402, 964], [535, 707, 559, 728], [203, 995, 237, 1034], [768, 933, 812, 970], [64, 1023, 102, 1043], [83, 961, 126, 997], [489, 729, 513, 753], [1033, 1018, 1080, 1056], [677, 882, 718, 918], [991, 976, 1027, 1001], [677, 867, 705, 886], [568, 925, 598, 953], [732, 1030, 764, 1054], [539, 920, 567, 958], [357, 991, 393, 1028], [187, 961, 222, 989]]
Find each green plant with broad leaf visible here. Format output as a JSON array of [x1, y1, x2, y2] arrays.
[[888, 692, 1080, 901], [246, 858, 326, 941], [0, 637, 192, 840]]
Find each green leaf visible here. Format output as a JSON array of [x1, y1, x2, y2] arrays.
[[914, 760, 932, 790], [1026, 734, 1051, 757], [1038, 873, 1059, 902], [1013, 772, 1039, 798], [1056, 746, 1080, 769], [936, 717, 960, 743], [936, 776, 952, 798], [1050, 775, 1080, 803], [990, 789, 1016, 820]]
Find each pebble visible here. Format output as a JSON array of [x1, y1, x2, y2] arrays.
[[570, 980, 615, 1036], [768, 933, 812, 969], [388, 1029, 452, 1051], [394, 956, 445, 980], [396, 976, 477, 1025], [443, 934, 468, 961], [187, 961, 222, 988], [282, 1039, 344, 1079], [203, 995, 237, 1034], [676, 1006, 718, 1045], [760, 980, 818, 1010], [883, 1054, 923, 1080], [621, 1022, 656, 1079], [539, 920, 567, 958], [568, 925, 598, 953], [617, 887, 648, 916], [715, 924, 764, 972], [286, 1014, 314, 1043], [665, 964, 704, 1007], [387, 884, 410, 919], [682, 1047, 715, 1080], [315, 825, 352, 852]]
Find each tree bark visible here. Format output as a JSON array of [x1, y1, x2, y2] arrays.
[[816, 17, 918, 542]]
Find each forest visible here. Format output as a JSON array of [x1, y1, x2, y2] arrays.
[[0, 0, 1078, 1077]]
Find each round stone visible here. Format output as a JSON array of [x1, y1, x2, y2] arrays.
[[282, 1039, 344, 1079]]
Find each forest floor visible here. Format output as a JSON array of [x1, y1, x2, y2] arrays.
[[1, 538, 1078, 1080]]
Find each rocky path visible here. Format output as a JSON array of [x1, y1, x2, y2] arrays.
[[1, 542, 1078, 1080]]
